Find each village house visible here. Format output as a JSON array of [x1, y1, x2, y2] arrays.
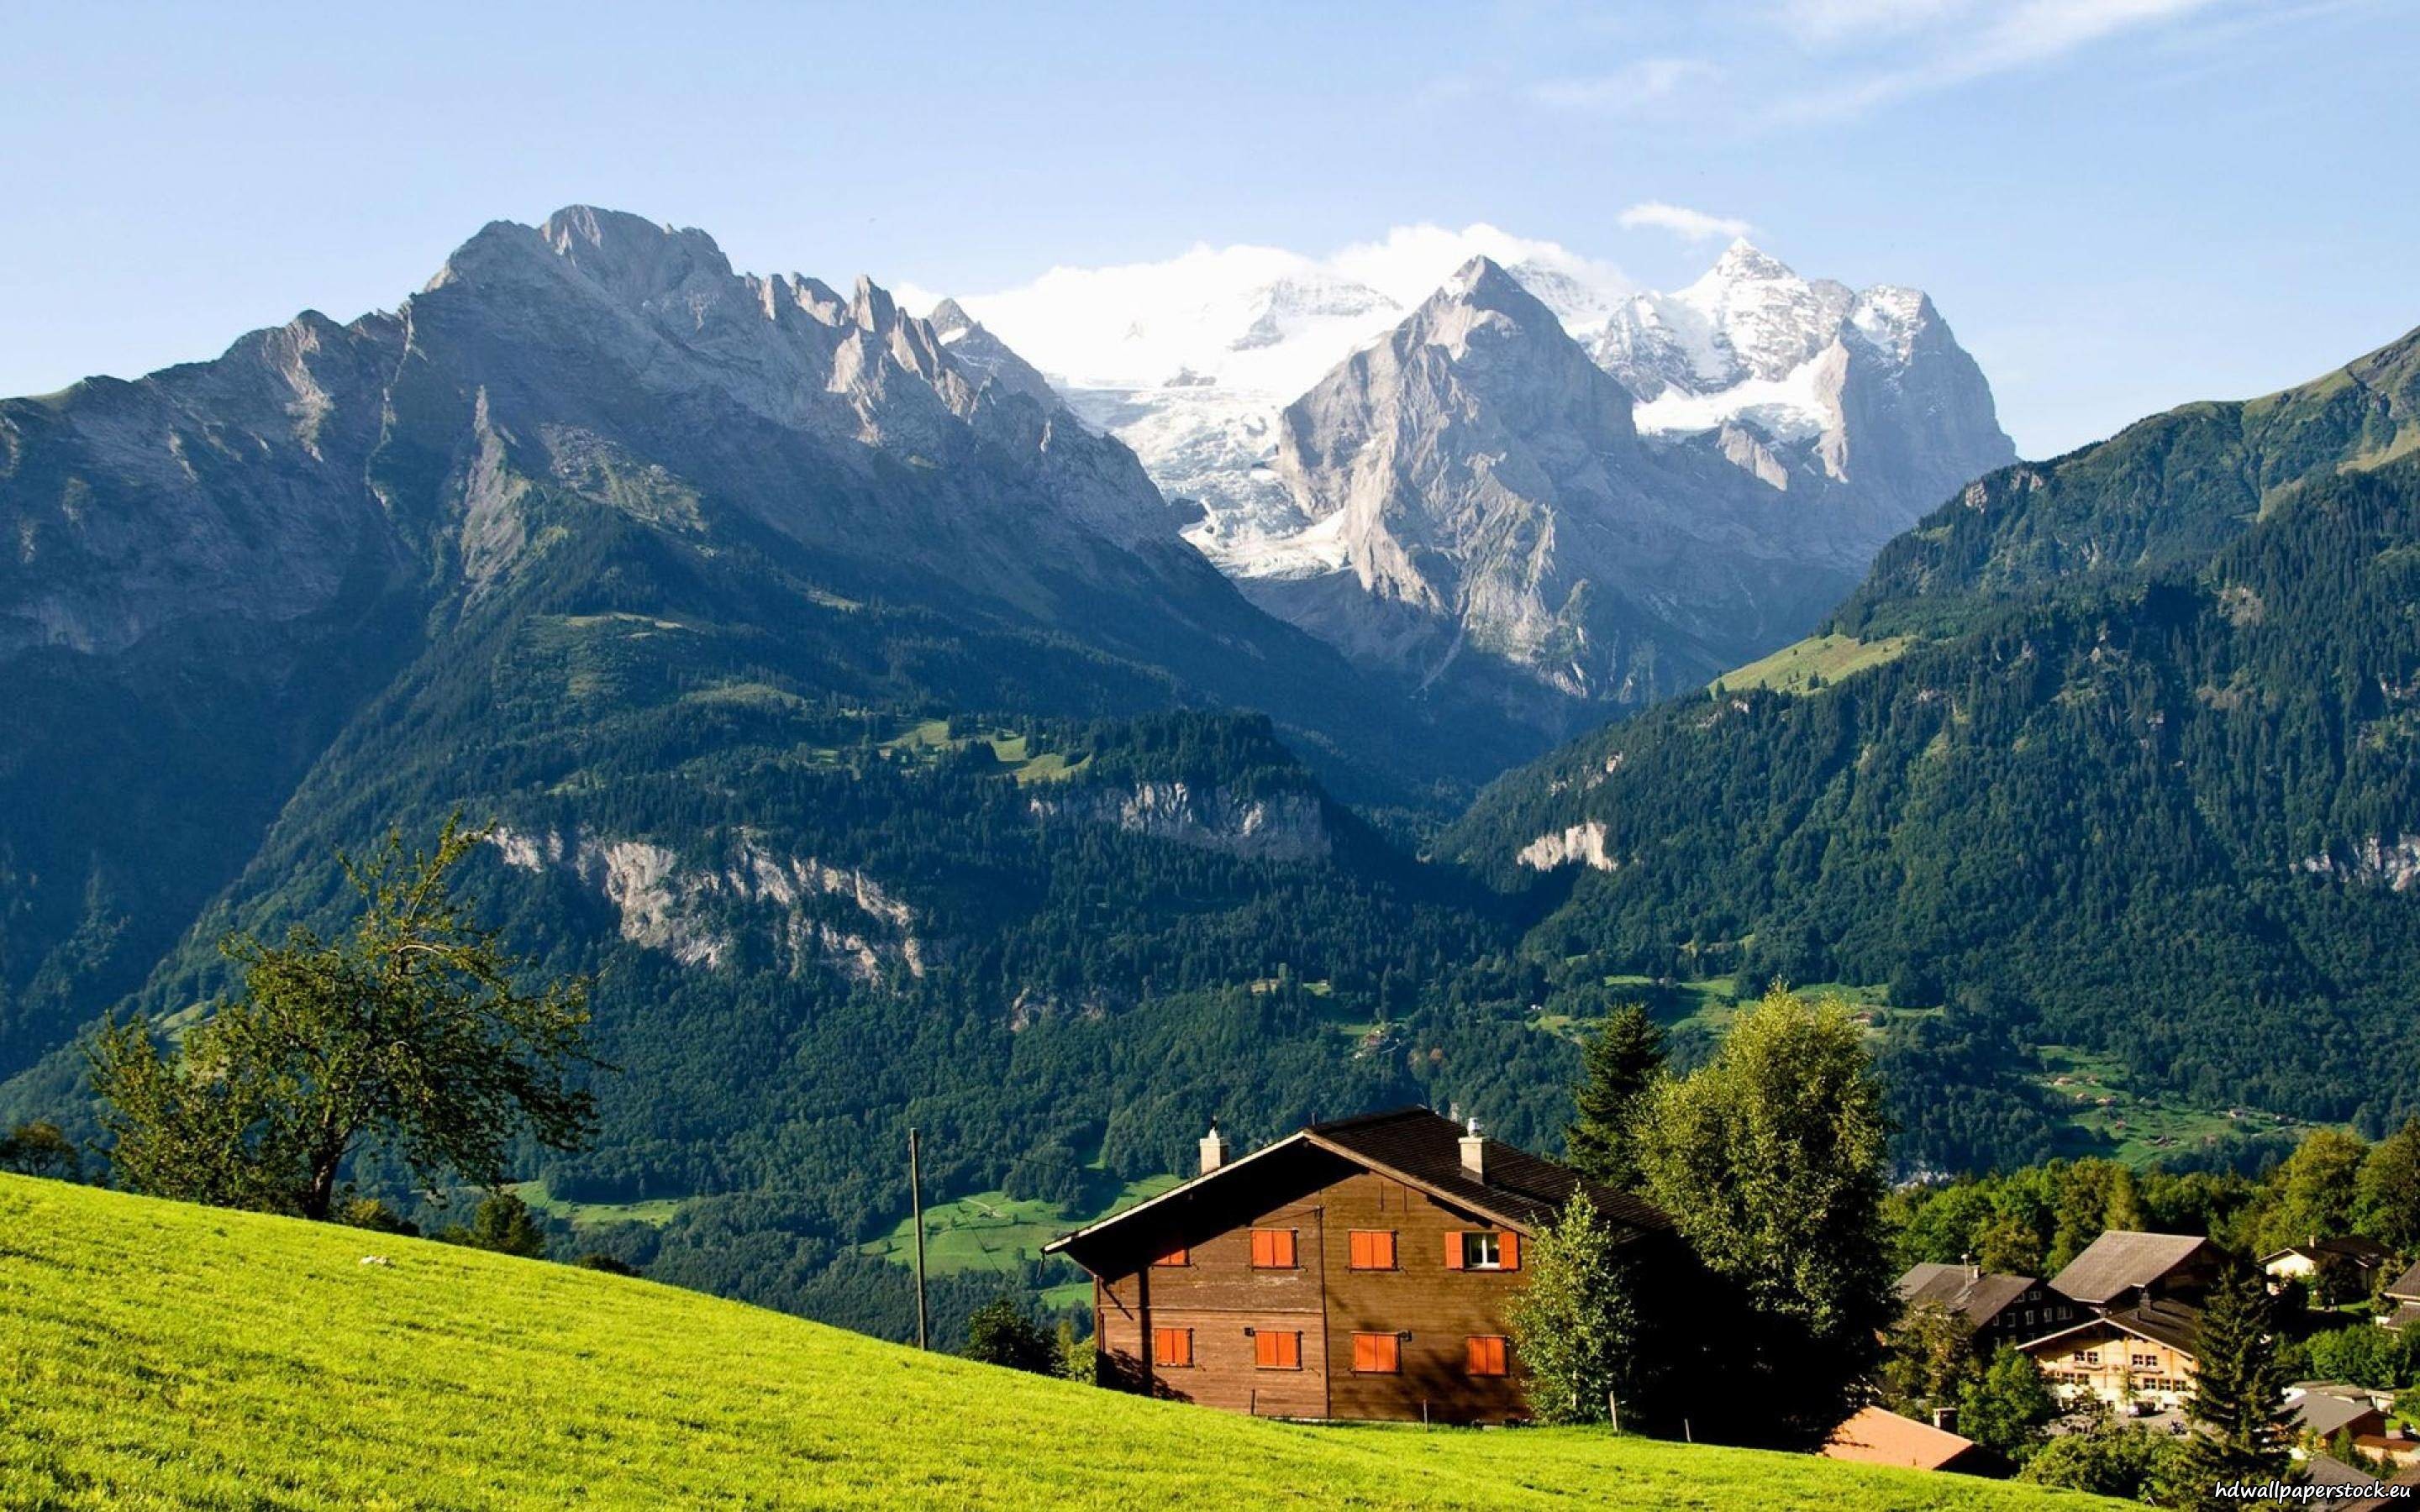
[[1044, 1107, 1673, 1424], [2380, 1259, 2420, 1331], [2261, 1236, 2396, 1302], [1897, 1260, 2073, 1348], [2017, 1296, 2203, 1414], [2286, 1383, 2391, 1447]]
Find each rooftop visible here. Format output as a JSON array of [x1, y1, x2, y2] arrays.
[[1898, 1263, 2035, 1327], [1821, 1406, 1989, 1473], [2048, 1231, 2218, 1305]]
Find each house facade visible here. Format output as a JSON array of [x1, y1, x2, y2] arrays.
[[1044, 1107, 1673, 1424], [2018, 1299, 2202, 1413], [1897, 1262, 2074, 1349]]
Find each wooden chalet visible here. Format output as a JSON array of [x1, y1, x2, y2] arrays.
[[2262, 1236, 2396, 1300], [2018, 1296, 2202, 1413], [1044, 1107, 1674, 1424]]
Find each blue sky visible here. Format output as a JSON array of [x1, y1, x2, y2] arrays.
[[2, 0, 2412, 454]]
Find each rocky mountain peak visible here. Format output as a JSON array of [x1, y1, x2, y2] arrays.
[[1708, 238, 1796, 285]]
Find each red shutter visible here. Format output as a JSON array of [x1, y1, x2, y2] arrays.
[[1444, 1231, 1465, 1269], [1353, 1332, 1399, 1373], [1500, 1232, 1520, 1271]]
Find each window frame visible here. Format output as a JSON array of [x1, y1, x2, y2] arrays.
[[1249, 1228, 1299, 1269], [1253, 1329, 1303, 1370], [1151, 1246, 1191, 1268], [1465, 1334, 1510, 1378], [1352, 1331, 1401, 1374], [1153, 1326, 1195, 1368], [1348, 1229, 1398, 1271]]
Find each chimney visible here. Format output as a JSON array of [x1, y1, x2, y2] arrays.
[[1964, 1252, 1980, 1281], [1198, 1119, 1229, 1175], [1459, 1116, 1486, 1183]]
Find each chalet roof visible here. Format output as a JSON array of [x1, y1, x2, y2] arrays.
[[2018, 1297, 2203, 1359], [2386, 1259, 2420, 1301], [2344, 1463, 2420, 1512], [2293, 1391, 2387, 1439], [1821, 1406, 1988, 1473], [2049, 1231, 2219, 1305], [2262, 1236, 2396, 1268], [2382, 1300, 2420, 1331], [1897, 1263, 2036, 1326], [2306, 1455, 2386, 1493], [1042, 1107, 1668, 1272]]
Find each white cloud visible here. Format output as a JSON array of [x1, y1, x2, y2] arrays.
[[1618, 202, 1754, 243], [1529, 57, 1720, 113], [1765, 0, 2230, 120], [938, 224, 1634, 392]]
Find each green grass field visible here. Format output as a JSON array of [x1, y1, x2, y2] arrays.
[[0, 1176, 2118, 1510], [1713, 633, 1914, 695], [860, 1175, 1183, 1310], [510, 1174, 686, 1229]]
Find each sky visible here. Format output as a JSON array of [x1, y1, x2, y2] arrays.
[[2, 0, 2413, 455]]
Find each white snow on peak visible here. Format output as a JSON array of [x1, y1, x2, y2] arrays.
[[919, 225, 1955, 580]]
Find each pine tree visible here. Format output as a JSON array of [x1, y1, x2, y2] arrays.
[[1564, 1005, 1664, 1189], [2172, 1266, 2291, 1504]]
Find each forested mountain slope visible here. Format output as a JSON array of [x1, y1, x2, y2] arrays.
[[1450, 331, 2420, 1173]]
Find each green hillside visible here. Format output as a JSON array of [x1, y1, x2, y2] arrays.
[[0, 1176, 2110, 1511]]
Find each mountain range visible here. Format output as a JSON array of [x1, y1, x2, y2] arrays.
[[7, 204, 2412, 1341], [953, 234, 2012, 730]]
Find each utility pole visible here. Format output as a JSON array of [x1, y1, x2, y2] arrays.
[[908, 1126, 929, 1351]]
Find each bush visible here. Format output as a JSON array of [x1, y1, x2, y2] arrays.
[[963, 1294, 1056, 1375]]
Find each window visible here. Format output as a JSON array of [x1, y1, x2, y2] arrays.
[[1465, 1336, 1509, 1377], [1254, 1330, 1302, 1369], [1153, 1327, 1193, 1368], [2023, 1310, 2035, 1326], [1349, 1230, 1397, 1271], [1352, 1332, 1400, 1373], [1152, 1247, 1190, 1268], [1446, 1231, 1520, 1271], [1249, 1229, 1298, 1269], [2131, 1352, 2159, 1369]]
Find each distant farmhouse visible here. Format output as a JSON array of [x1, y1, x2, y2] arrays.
[[2261, 1236, 2396, 1303], [1045, 1108, 1673, 1424]]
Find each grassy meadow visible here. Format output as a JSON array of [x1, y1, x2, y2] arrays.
[[0, 1176, 2123, 1510]]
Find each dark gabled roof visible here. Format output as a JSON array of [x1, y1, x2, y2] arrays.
[[2019, 1298, 2203, 1358], [1897, 1263, 2037, 1327], [1043, 1106, 1668, 1269], [2262, 1236, 2396, 1268], [1303, 1107, 1670, 1236], [2386, 1259, 2420, 1301], [2049, 1231, 2220, 1305]]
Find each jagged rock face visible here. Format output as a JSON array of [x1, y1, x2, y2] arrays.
[[1247, 258, 1859, 710], [1597, 240, 2013, 546], [1028, 781, 1332, 863]]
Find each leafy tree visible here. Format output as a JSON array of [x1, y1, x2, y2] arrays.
[[1634, 986, 1897, 1448], [2304, 1322, 2417, 1391], [0, 1120, 81, 1180], [2173, 1266, 2291, 1499], [2355, 1117, 2420, 1252], [2020, 1421, 2191, 1502], [89, 819, 597, 1221], [439, 1189, 550, 1258], [1957, 1345, 2058, 1464], [1563, 1005, 1664, 1189], [1506, 1192, 1646, 1426], [2254, 1128, 2367, 1256], [1055, 1318, 1096, 1384], [574, 1252, 639, 1275], [963, 1294, 1058, 1375], [1879, 1303, 1979, 1418]]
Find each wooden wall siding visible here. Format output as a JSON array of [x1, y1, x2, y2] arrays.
[[1092, 1168, 1530, 1424], [2025, 1324, 2197, 1412]]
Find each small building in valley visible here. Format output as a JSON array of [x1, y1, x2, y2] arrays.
[[2262, 1236, 2396, 1301], [1044, 1107, 1673, 1424]]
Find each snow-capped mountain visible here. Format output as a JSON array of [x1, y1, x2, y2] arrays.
[[945, 233, 2010, 603], [1243, 256, 1865, 722]]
